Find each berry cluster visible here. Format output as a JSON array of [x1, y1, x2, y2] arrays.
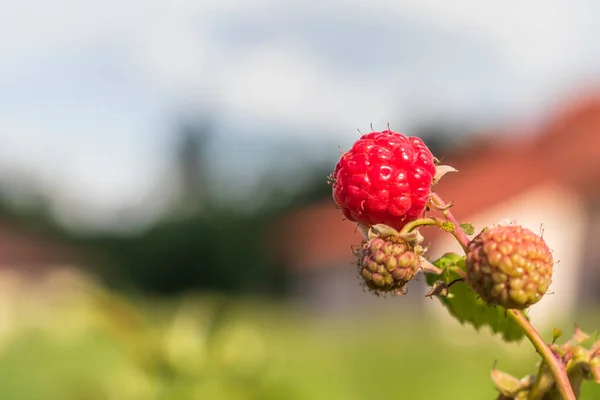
[[330, 129, 554, 304], [329, 128, 593, 399]]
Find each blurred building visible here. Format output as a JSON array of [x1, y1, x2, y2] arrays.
[[272, 92, 600, 324], [173, 121, 211, 215], [0, 220, 85, 277]]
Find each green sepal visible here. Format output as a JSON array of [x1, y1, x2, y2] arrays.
[[491, 367, 527, 397]]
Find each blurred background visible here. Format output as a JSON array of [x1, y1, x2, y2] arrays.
[[1, 1, 600, 399]]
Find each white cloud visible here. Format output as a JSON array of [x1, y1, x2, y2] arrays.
[[214, 42, 396, 134], [353, 0, 597, 80]]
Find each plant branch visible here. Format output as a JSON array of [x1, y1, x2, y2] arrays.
[[400, 217, 445, 234], [507, 310, 576, 400], [400, 215, 470, 252], [430, 193, 471, 251], [430, 192, 575, 398]]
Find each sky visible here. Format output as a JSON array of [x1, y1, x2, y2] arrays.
[[1, 0, 600, 230]]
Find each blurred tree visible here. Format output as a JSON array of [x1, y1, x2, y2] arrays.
[[0, 172, 67, 239], [410, 120, 468, 157], [0, 119, 336, 297], [83, 119, 338, 297]]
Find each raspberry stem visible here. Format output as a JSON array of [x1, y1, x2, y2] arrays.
[[399, 216, 470, 252], [430, 193, 470, 252], [431, 192, 576, 400], [399, 217, 445, 234], [508, 305, 576, 399]]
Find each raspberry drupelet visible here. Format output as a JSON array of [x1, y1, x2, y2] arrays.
[[331, 130, 435, 230]]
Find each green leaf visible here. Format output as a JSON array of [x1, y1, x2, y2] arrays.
[[426, 253, 525, 342], [425, 253, 463, 287], [459, 223, 475, 236]]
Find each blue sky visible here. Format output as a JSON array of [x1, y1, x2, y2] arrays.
[[1, 0, 600, 230]]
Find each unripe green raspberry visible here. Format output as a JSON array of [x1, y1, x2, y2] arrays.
[[466, 224, 553, 309], [357, 228, 421, 295]]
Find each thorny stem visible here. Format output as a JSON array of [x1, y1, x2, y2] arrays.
[[430, 193, 470, 252], [431, 192, 577, 400], [507, 310, 576, 400]]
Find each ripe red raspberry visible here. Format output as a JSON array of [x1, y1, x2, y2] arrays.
[[331, 130, 435, 230], [466, 225, 554, 310]]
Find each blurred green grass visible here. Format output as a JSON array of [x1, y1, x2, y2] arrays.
[[0, 273, 598, 400]]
